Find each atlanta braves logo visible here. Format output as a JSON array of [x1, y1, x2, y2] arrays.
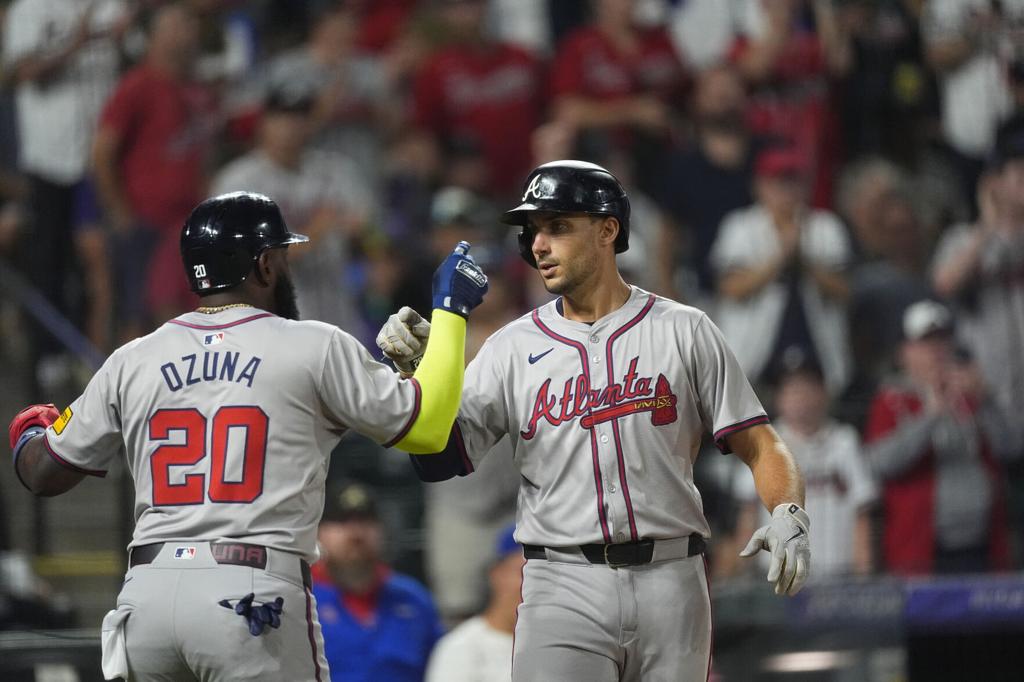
[[523, 174, 554, 201], [520, 357, 677, 440]]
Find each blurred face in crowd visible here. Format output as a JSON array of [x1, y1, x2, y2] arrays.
[[525, 212, 620, 297], [694, 65, 747, 129], [900, 333, 954, 390], [595, 0, 636, 26], [876, 194, 924, 266], [755, 174, 806, 218], [489, 551, 525, 607], [997, 158, 1024, 219], [318, 517, 383, 582], [260, 110, 312, 164], [440, 0, 486, 40], [150, 4, 201, 67], [776, 372, 828, 434], [312, 9, 357, 60]]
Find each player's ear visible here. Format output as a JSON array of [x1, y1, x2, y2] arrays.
[[597, 217, 619, 248], [252, 250, 273, 288]]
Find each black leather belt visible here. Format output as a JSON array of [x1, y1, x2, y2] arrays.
[[523, 533, 705, 567], [129, 541, 312, 589]]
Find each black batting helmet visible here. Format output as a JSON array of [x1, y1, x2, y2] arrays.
[[180, 192, 309, 294], [501, 160, 630, 268]]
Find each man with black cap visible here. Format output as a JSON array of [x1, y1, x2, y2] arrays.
[[864, 300, 1020, 574], [212, 84, 371, 332], [314, 482, 443, 682]]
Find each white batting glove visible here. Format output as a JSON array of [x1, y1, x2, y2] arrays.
[[739, 503, 810, 596], [376, 306, 431, 375]]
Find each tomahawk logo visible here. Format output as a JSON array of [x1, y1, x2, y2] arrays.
[[523, 174, 552, 201]]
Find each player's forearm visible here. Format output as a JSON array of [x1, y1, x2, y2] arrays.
[[731, 425, 805, 510], [14, 435, 84, 496], [394, 310, 466, 454]]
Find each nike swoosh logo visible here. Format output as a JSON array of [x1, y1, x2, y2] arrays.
[[528, 348, 554, 364], [786, 528, 806, 544]]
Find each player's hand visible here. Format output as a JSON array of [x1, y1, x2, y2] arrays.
[[432, 241, 488, 318], [9, 404, 60, 450], [377, 306, 431, 375], [739, 503, 810, 596]]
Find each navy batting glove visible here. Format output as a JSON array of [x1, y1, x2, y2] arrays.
[[432, 241, 488, 318], [219, 593, 284, 636]]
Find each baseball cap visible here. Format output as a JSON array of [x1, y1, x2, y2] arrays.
[[321, 482, 378, 523], [902, 300, 954, 341], [755, 147, 811, 178], [263, 84, 316, 115], [430, 187, 497, 229], [770, 346, 824, 386]]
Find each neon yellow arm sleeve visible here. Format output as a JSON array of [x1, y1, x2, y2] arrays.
[[394, 310, 466, 454]]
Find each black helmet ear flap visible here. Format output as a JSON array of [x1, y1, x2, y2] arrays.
[[517, 229, 537, 268]]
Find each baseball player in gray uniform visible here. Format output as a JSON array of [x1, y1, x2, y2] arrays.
[[8, 192, 488, 681], [377, 161, 811, 681]]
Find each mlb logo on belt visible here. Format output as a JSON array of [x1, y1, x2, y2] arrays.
[[174, 546, 197, 560], [203, 332, 225, 346]]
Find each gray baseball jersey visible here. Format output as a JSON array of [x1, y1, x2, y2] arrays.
[[47, 306, 423, 680], [45, 307, 420, 563], [449, 286, 767, 682], [455, 286, 767, 547]]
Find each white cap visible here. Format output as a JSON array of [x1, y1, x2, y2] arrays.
[[902, 300, 953, 341]]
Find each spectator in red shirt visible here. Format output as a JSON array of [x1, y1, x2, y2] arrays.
[[92, 2, 214, 339], [863, 300, 1020, 575], [548, 0, 687, 193], [731, 0, 853, 207], [411, 0, 543, 199]]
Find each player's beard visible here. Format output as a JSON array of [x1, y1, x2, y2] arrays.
[[273, 272, 301, 320], [540, 248, 598, 298]]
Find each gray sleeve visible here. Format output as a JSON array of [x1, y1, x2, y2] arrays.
[[454, 336, 511, 470], [317, 329, 421, 446], [42, 354, 123, 477], [690, 314, 768, 453], [865, 412, 938, 479]]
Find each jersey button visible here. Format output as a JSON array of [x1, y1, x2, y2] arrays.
[[600, 434, 609, 443], [609, 484, 617, 493], [592, 355, 600, 363], [615, 533, 626, 542], [590, 334, 599, 343]]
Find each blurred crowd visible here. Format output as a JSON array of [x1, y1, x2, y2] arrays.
[[1, 0, 1024, 673]]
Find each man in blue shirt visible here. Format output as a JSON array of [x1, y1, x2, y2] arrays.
[[314, 482, 444, 682]]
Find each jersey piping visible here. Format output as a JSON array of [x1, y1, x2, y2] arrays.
[[531, 309, 612, 544], [167, 312, 276, 331], [603, 293, 657, 541], [43, 433, 107, 477]]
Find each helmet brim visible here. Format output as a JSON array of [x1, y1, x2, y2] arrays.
[[278, 232, 310, 245]]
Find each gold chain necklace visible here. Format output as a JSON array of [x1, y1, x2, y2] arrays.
[[195, 303, 254, 314]]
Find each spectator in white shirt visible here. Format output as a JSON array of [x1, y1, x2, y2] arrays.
[[711, 146, 853, 395], [426, 525, 523, 682], [722, 351, 877, 580]]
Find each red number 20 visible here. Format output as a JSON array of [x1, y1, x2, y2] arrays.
[[149, 406, 268, 506]]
